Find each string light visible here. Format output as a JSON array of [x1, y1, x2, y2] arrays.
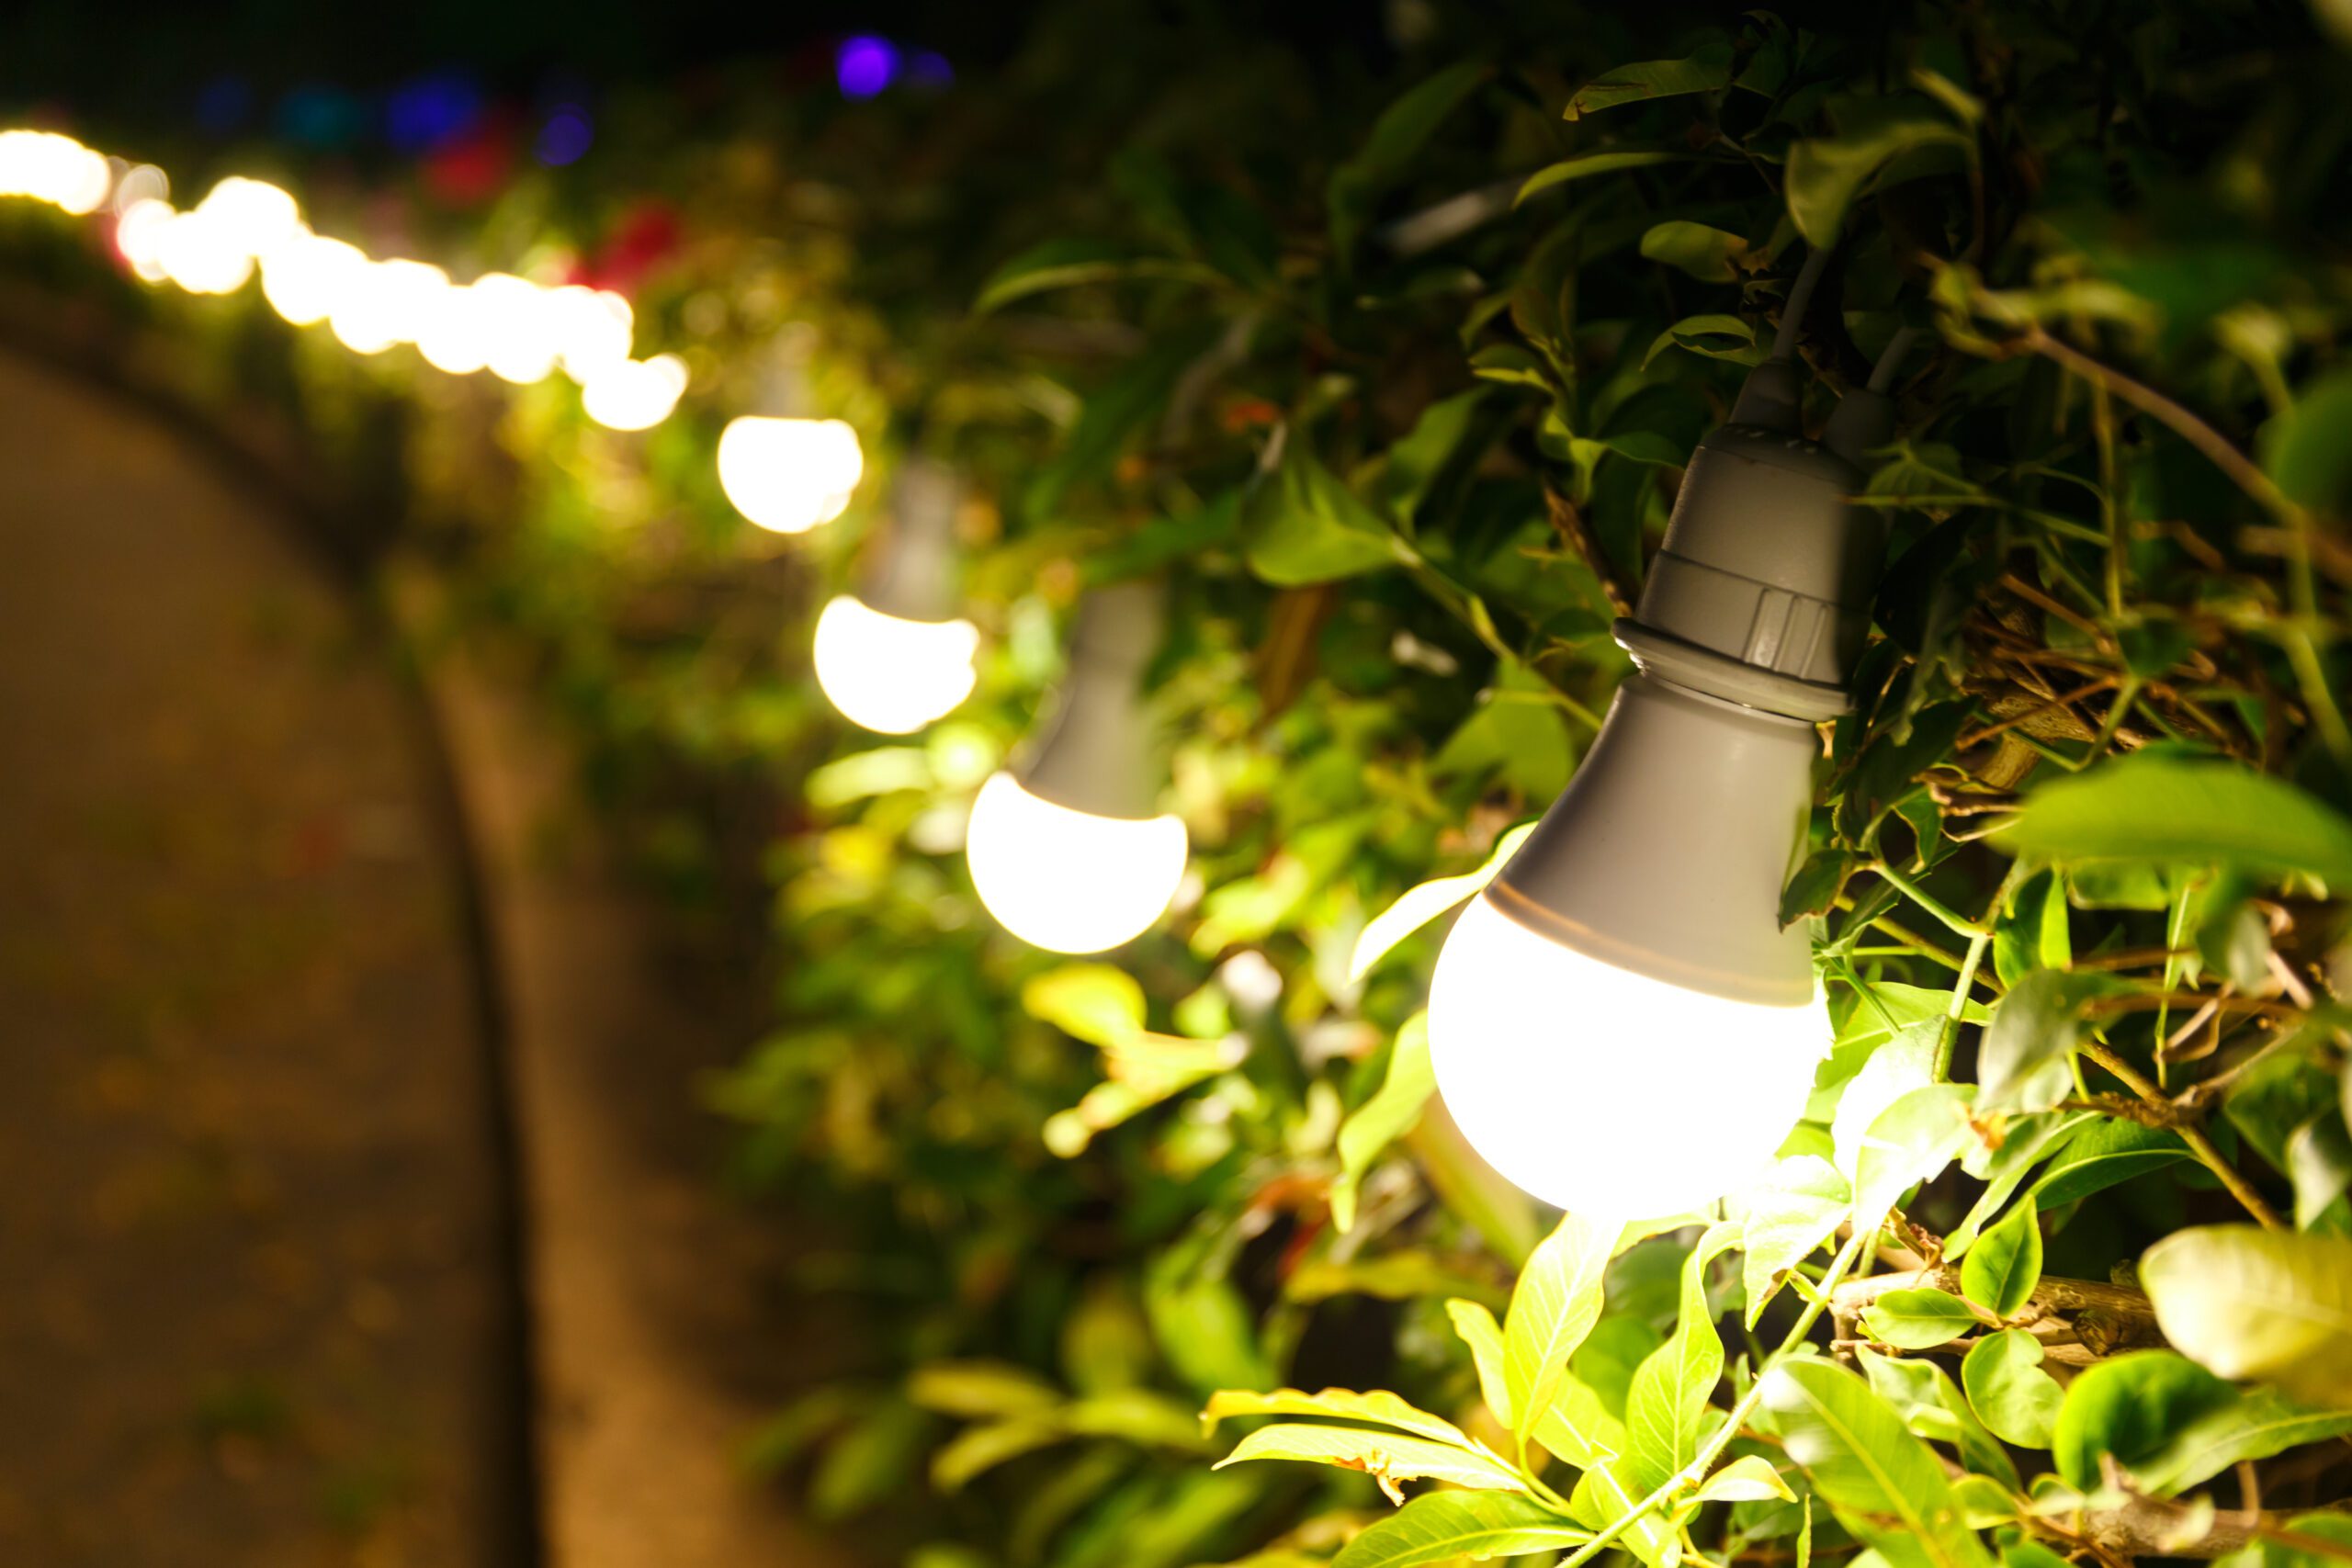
[[964, 582, 1188, 954], [0, 127, 688, 430], [717, 415, 866, 534]]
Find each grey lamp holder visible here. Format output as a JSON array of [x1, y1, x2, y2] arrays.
[[1011, 579, 1170, 823], [1483, 349, 1890, 1009], [859, 457, 964, 626]]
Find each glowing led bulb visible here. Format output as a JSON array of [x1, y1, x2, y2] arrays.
[[260, 232, 366, 325], [549, 285, 634, 379], [1428, 896, 1828, 1221], [471, 272, 561, 384], [580, 354, 688, 430], [812, 596, 980, 735], [964, 772, 1188, 954], [330, 258, 448, 355], [115, 197, 176, 282], [0, 130, 110, 213], [153, 209, 255, 295], [717, 416, 865, 534], [195, 176, 301, 259]]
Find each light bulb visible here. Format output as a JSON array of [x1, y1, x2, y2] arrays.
[[964, 581, 1184, 953], [717, 415, 865, 534], [260, 232, 365, 325], [330, 258, 448, 355], [812, 595, 979, 735], [1430, 896, 1827, 1220], [964, 772, 1188, 954], [194, 176, 301, 258], [581, 354, 688, 430]]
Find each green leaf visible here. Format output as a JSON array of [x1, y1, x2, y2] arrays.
[[1856, 1347, 2019, 1491], [1448, 1298, 1516, 1428], [1349, 824, 1537, 985], [1331, 1014, 1437, 1232], [2021, 1117, 2191, 1213], [1759, 1359, 1996, 1568], [1626, 1222, 1742, 1489], [1331, 1492, 1590, 1568], [2050, 1351, 2238, 1490], [1201, 1386, 1473, 1447], [2290, 1112, 2352, 1232], [1023, 964, 1146, 1047], [1996, 753, 2352, 893], [2142, 1227, 2352, 1408], [2259, 367, 2352, 513], [1242, 441, 1405, 586], [1695, 1453, 1797, 1504], [1852, 1084, 1977, 1229], [2265, 1513, 2352, 1568], [1518, 150, 1687, 206], [1531, 1370, 1631, 1471], [1740, 1155, 1853, 1326], [1962, 1197, 2043, 1320], [1213, 1423, 1524, 1495], [1977, 971, 2124, 1116], [1644, 312, 1769, 372], [1992, 871, 2073, 989], [1329, 63, 1489, 260], [907, 1359, 1064, 1417], [1566, 42, 1735, 119], [1943, 1111, 2096, 1257], [1639, 220, 1753, 282], [1505, 1213, 1629, 1443], [2134, 1387, 2352, 1496], [1568, 1459, 1680, 1568], [1863, 1288, 1984, 1349], [1784, 106, 1972, 245], [1962, 1330, 2065, 1449], [973, 238, 1218, 313]]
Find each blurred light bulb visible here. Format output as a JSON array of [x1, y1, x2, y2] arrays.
[[261, 231, 365, 325], [1429, 896, 1827, 1220], [470, 272, 560, 384], [195, 175, 301, 258], [0, 130, 111, 213], [717, 415, 865, 534], [549, 284, 633, 380], [154, 209, 254, 294], [580, 354, 687, 430], [114, 197, 175, 282], [415, 280, 495, 374], [330, 257, 447, 355], [964, 772, 1187, 954], [812, 595, 979, 735]]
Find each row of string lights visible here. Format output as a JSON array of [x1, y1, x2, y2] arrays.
[[0, 124, 871, 500]]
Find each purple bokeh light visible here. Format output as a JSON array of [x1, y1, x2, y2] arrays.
[[536, 106, 594, 165], [835, 36, 900, 99]]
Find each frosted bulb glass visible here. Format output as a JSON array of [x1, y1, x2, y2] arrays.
[[581, 355, 689, 431], [1428, 897, 1828, 1221], [813, 595, 979, 735], [718, 416, 865, 534], [965, 772, 1187, 954]]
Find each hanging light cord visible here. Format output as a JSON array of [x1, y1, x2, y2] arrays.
[[1770, 245, 1833, 361], [1867, 326, 1922, 394]]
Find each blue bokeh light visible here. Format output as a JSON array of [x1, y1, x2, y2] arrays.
[[835, 36, 900, 99], [537, 106, 594, 166], [386, 72, 484, 152]]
